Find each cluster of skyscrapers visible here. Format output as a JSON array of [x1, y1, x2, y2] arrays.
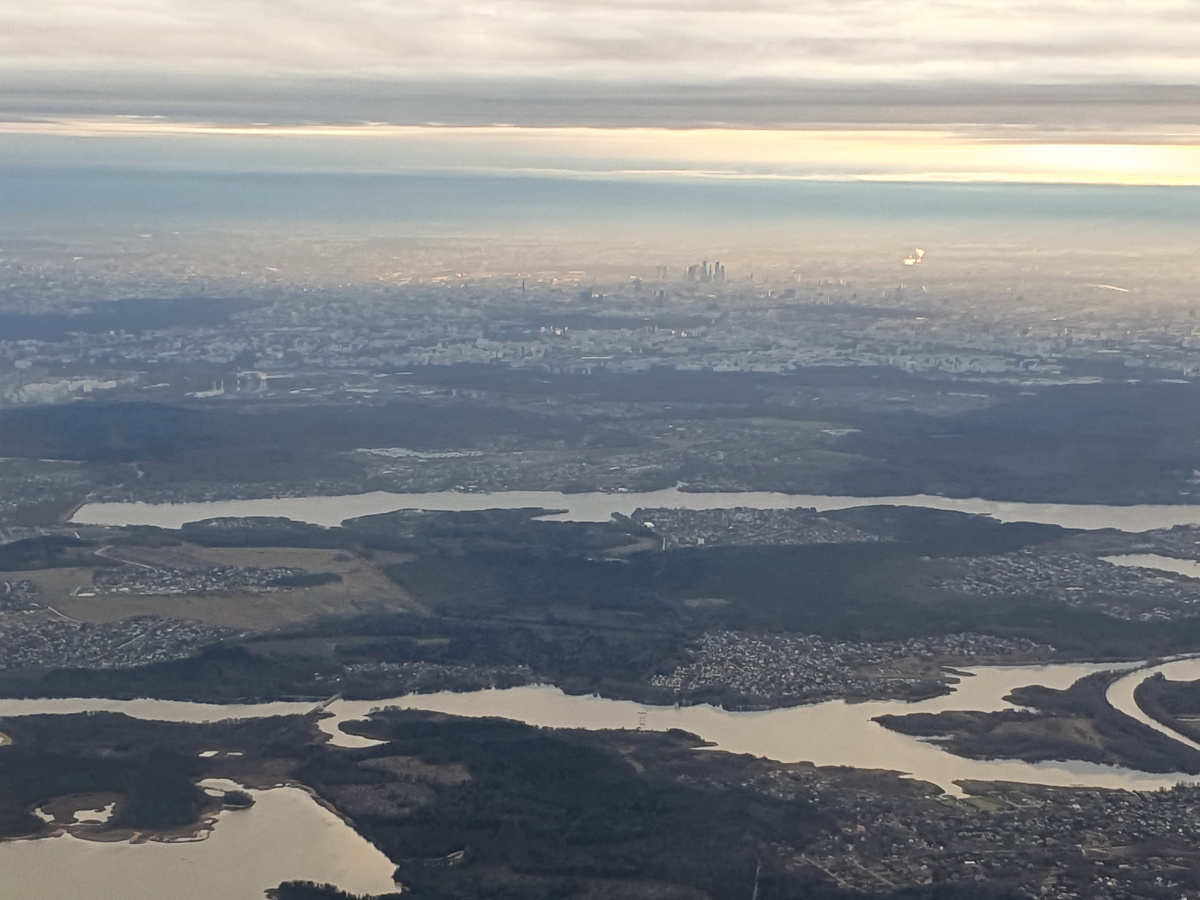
[[685, 261, 725, 283]]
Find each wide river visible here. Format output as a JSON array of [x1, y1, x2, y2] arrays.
[[33, 488, 1200, 894], [5, 660, 1200, 897], [0, 778, 399, 900], [0, 661, 1190, 798], [71, 486, 1200, 532]]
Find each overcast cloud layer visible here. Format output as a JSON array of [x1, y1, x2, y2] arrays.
[[5, 0, 1200, 127], [4, 1, 1200, 182], [5, 0, 1200, 82]]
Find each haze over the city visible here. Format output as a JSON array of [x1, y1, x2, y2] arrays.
[[7, 4, 1200, 900]]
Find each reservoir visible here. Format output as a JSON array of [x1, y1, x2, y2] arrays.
[[36, 491, 1200, 891], [1101, 554, 1200, 580], [71, 486, 1200, 532], [0, 781, 399, 900], [6, 659, 1200, 897], [0, 660, 1188, 798]]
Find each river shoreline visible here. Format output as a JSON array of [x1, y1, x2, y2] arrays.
[[0, 780, 400, 900], [2, 659, 1190, 795], [71, 486, 1200, 532]]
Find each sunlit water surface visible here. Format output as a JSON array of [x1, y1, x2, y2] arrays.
[[1101, 554, 1200, 580], [0, 782, 398, 900], [0, 661, 1187, 798], [31, 489, 1200, 889], [71, 487, 1200, 531]]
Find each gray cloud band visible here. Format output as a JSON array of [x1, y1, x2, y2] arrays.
[[3, 76, 1200, 134]]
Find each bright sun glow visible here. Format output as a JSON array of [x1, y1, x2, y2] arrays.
[[5, 119, 1200, 185]]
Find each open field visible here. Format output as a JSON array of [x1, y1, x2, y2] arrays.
[[3, 544, 420, 630]]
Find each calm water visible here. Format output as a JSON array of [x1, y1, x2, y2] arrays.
[[311, 663, 1199, 796], [1, 660, 1191, 797], [0, 781, 398, 900], [1106, 657, 1200, 754], [1102, 554, 1200, 581], [71, 486, 1200, 531], [27, 489, 1200, 889], [6, 659, 1200, 896]]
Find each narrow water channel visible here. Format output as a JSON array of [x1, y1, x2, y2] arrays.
[[1105, 657, 1200, 754], [1101, 554, 1200, 581]]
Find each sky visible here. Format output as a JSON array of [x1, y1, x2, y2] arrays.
[[3, 1, 1200, 185]]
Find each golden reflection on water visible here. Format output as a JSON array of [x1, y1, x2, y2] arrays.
[[0, 784, 398, 900]]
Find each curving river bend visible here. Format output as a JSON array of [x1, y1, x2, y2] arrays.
[[1106, 656, 1200, 754], [14, 488, 1200, 895], [5, 659, 1200, 899], [0, 659, 1195, 797]]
